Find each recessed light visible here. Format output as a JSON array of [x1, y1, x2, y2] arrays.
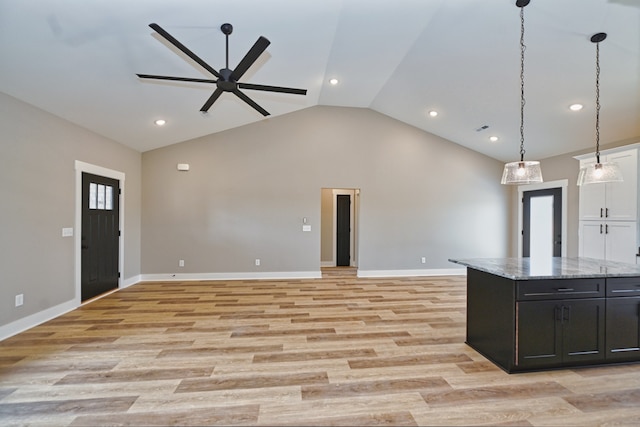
[[154, 119, 166, 126], [329, 78, 339, 85], [428, 110, 438, 117], [569, 104, 583, 111], [489, 136, 499, 142]]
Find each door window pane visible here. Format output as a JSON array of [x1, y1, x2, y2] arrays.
[[105, 186, 113, 210], [530, 195, 554, 259], [89, 182, 114, 210], [89, 183, 97, 209], [97, 184, 105, 209]]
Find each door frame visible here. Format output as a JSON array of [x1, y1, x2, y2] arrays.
[[331, 188, 359, 267], [517, 179, 567, 258], [75, 161, 125, 305]]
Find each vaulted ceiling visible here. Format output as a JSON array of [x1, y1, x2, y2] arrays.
[[1, 0, 638, 162]]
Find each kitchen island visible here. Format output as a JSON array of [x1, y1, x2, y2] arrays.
[[449, 257, 640, 373]]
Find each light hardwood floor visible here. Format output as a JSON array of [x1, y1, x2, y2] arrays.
[[1, 270, 640, 426]]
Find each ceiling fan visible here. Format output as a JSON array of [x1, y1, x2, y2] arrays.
[[137, 22, 307, 116]]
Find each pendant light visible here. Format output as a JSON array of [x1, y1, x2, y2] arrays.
[[501, 0, 543, 185], [576, 33, 623, 186]]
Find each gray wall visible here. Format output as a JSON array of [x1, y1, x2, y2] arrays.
[[142, 106, 510, 276], [0, 92, 142, 328]]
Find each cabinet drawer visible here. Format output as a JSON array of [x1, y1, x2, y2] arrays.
[[517, 278, 605, 301], [607, 277, 640, 297]]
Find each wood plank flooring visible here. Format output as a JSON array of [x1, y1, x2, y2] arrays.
[[1, 270, 640, 426]]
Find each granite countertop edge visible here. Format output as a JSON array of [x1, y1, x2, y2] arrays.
[[448, 257, 640, 281]]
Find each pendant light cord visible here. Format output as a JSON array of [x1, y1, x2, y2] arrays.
[[595, 41, 601, 163], [519, 6, 526, 162]]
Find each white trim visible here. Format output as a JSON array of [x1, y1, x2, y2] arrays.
[[74, 161, 126, 305], [573, 142, 640, 161], [320, 261, 334, 267], [517, 179, 568, 258], [140, 271, 322, 282], [357, 268, 466, 278], [122, 275, 141, 288], [0, 299, 77, 341]]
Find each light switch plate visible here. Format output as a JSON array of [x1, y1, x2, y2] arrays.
[[62, 227, 73, 237], [302, 225, 311, 232]]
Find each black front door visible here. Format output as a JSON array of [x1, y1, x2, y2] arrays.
[[336, 194, 351, 267], [523, 188, 562, 257], [81, 173, 120, 301]]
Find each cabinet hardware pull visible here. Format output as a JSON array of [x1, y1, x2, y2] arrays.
[[555, 306, 562, 321], [563, 305, 571, 322], [606, 208, 609, 218], [600, 224, 603, 234], [606, 224, 609, 234], [600, 208, 604, 218], [556, 288, 575, 292]]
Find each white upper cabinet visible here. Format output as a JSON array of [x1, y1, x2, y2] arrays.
[[578, 148, 638, 221]]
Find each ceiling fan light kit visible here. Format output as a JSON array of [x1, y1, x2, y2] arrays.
[[501, 0, 543, 185], [137, 22, 307, 116], [576, 32, 623, 186]]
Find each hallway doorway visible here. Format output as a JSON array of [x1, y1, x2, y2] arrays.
[[321, 188, 359, 268]]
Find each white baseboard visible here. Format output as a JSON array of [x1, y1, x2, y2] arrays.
[[357, 268, 467, 278], [122, 274, 141, 288], [0, 299, 78, 341], [140, 271, 322, 282], [320, 261, 334, 267]]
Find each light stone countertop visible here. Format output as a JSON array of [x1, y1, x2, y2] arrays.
[[448, 257, 640, 280]]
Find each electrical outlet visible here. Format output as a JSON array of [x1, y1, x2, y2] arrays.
[[255, 259, 261, 266], [179, 259, 185, 267], [421, 257, 426, 264], [15, 294, 24, 307]]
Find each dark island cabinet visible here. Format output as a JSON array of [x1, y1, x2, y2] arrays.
[[517, 298, 605, 369], [464, 268, 640, 373], [516, 278, 606, 369], [606, 277, 640, 360]]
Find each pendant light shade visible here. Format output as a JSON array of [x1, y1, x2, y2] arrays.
[[577, 161, 623, 186], [502, 0, 543, 185], [576, 32, 623, 186], [501, 160, 543, 185]]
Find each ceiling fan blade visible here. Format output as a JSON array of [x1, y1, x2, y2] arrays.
[[200, 88, 224, 112], [238, 82, 307, 95], [232, 88, 270, 116], [137, 74, 217, 84], [229, 36, 270, 82], [149, 23, 221, 79]]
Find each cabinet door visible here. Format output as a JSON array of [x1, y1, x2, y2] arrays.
[[562, 298, 605, 363], [606, 150, 637, 221], [605, 222, 638, 264], [606, 297, 640, 360], [516, 301, 562, 368], [579, 221, 606, 260]]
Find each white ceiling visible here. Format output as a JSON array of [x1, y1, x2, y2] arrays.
[[1, 0, 638, 162]]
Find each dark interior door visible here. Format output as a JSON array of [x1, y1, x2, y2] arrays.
[[336, 194, 351, 267], [523, 188, 562, 257], [82, 172, 120, 301]]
